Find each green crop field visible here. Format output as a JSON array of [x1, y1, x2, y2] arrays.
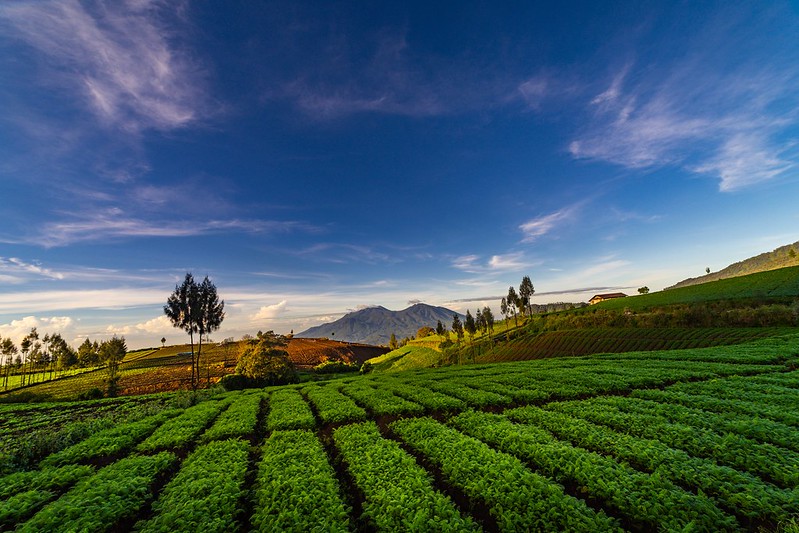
[[594, 265, 799, 310], [478, 326, 795, 362], [2, 334, 798, 531], [367, 345, 444, 372]]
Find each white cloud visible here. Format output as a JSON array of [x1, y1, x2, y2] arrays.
[[693, 132, 794, 191], [0, 257, 65, 281], [590, 63, 631, 108], [105, 315, 172, 336], [487, 253, 526, 272], [11, 209, 315, 247], [452, 255, 480, 271], [452, 252, 534, 275], [517, 76, 549, 110], [570, 93, 712, 169], [252, 300, 289, 321], [579, 259, 631, 279], [0, 288, 165, 314], [519, 205, 580, 243], [0, 0, 210, 132], [293, 243, 395, 265], [0, 315, 76, 347], [568, 21, 799, 192]]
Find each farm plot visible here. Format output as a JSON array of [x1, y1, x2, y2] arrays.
[[3, 334, 799, 531]]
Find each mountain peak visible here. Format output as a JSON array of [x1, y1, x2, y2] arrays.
[[297, 303, 463, 345]]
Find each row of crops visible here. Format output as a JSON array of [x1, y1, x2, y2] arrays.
[[1, 334, 798, 531], [480, 326, 793, 362]]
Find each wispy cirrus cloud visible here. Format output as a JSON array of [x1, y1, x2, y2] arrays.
[[292, 243, 401, 265], [2, 208, 317, 247], [0, 257, 66, 282], [0, 0, 210, 133], [567, 9, 799, 191], [692, 132, 795, 192], [447, 286, 628, 303], [0, 288, 165, 314], [519, 205, 581, 243], [269, 22, 522, 119], [452, 252, 533, 275]]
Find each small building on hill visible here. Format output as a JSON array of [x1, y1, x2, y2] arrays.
[[589, 292, 628, 305]]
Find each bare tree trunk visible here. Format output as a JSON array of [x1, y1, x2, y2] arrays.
[[189, 331, 196, 391], [196, 334, 203, 391]]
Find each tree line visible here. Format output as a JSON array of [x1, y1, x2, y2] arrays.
[[0, 329, 127, 395]]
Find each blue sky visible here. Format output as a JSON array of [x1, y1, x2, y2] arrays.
[[1, 0, 798, 348]]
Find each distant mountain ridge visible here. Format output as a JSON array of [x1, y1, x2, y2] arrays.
[[297, 303, 464, 346], [667, 241, 799, 290]]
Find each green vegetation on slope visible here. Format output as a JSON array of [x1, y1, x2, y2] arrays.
[[2, 334, 799, 530], [597, 265, 799, 310], [366, 345, 445, 372], [668, 241, 799, 289], [477, 327, 795, 363]]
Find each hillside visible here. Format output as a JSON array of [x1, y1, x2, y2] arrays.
[[286, 338, 388, 368], [0, 338, 388, 401], [595, 264, 799, 311], [667, 241, 799, 289], [298, 303, 463, 345], [366, 266, 799, 373]]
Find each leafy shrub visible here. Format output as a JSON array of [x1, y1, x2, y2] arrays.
[[219, 373, 248, 391], [77, 388, 104, 401], [314, 360, 359, 374], [360, 361, 373, 374], [236, 331, 297, 386]]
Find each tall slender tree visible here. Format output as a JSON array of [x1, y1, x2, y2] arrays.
[[195, 276, 225, 388], [100, 336, 127, 397], [475, 308, 484, 335], [20, 328, 38, 386], [451, 315, 464, 343], [482, 306, 495, 335], [500, 297, 508, 323], [1, 337, 17, 390], [519, 276, 535, 317], [164, 273, 225, 390], [464, 310, 476, 343], [507, 286, 519, 328], [165, 273, 200, 387]]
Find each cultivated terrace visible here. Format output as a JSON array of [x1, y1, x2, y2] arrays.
[[1, 334, 798, 531]]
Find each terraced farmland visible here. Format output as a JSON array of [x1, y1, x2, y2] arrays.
[[479, 326, 794, 362], [2, 334, 799, 531]]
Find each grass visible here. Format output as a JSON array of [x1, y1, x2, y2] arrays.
[[594, 265, 799, 311], [367, 345, 445, 372]]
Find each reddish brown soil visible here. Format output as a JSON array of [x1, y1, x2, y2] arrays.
[[113, 338, 389, 396], [287, 338, 389, 368]]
